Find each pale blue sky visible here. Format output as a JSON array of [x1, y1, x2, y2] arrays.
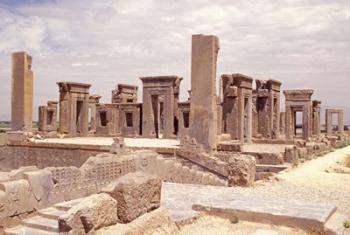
[[0, 0, 349, 122]]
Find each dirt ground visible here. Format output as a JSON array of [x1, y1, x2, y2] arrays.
[[177, 215, 308, 235], [277, 145, 350, 193]]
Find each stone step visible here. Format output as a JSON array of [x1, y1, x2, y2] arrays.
[[54, 197, 84, 211], [21, 216, 59, 232], [38, 207, 67, 220], [5, 226, 58, 235]]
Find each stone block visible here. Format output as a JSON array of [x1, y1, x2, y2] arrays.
[[101, 172, 161, 223], [227, 154, 256, 187], [133, 150, 160, 173], [58, 193, 118, 234], [255, 152, 284, 165], [284, 146, 299, 165], [23, 169, 54, 207], [0, 179, 37, 217], [7, 166, 39, 180], [297, 147, 308, 159]]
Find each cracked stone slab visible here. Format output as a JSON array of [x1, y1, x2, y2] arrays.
[[161, 182, 337, 232]]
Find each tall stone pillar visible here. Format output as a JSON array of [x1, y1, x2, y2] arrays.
[[302, 104, 312, 140], [312, 100, 321, 137], [285, 106, 293, 140], [89, 95, 101, 133], [325, 109, 333, 136], [11, 52, 34, 131], [338, 110, 344, 133], [189, 34, 220, 150], [280, 112, 286, 135], [246, 95, 253, 143]]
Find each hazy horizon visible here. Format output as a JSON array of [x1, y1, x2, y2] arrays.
[[0, 0, 349, 123]]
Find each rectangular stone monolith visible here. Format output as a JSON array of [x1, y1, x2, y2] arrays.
[[189, 34, 220, 150], [11, 52, 34, 131]]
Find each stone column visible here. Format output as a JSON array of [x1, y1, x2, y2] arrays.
[[89, 95, 101, 133], [312, 100, 321, 137], [325, 109, 332, 136], [81, 95, 90, 136], [246, 95, 253, 143], [338, 110, 344, 133], [285, 106, 293, 140], [11, 52, 33, 131], [302, 103, 312, 140], [163, 87, 174, 138], [189, 34, 219, 150], [280, 112, 285, 135], [141, 89, 154, 138]]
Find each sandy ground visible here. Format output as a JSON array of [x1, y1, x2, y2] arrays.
[[177, 215, 307, 235], [232, 146, 350, 215], [277, 145, 350, 192]]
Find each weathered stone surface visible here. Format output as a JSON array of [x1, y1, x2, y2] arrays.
[[140, 76, 182, 139], [0, 179, 37, 217], [57, 82, 91, 136], [284, 146, 299, 165], [221, 74, 253, 143], [227, 154, 256, 186], [101, 172, 161, 223], [0, 133, 7, 146], [161, 182, 337, 233], [96, 208, 178, 235], [284, 90, 314, 140], [38, 101, 58, 132], [11, 52, 34, 132], [23, 169, 54, 207], [58, 193, 118, 234], [189, 34, 219, 150], [297, 147, 308, 159], [0, 166, 38, 182]]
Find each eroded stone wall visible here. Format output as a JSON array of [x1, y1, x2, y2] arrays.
[[0, 148, 227, 225]]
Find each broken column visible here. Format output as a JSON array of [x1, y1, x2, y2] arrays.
[[11, 52, 34, 131], [189, 34, 220, 150]]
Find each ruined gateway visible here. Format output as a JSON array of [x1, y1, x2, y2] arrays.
[[0, 35, 348, 234]]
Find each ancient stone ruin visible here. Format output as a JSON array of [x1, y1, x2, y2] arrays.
[[11, 52, 34, 132], [1, 35, 349, 234]]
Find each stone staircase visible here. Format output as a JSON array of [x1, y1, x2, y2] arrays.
[[4, 198, 84, 235]]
